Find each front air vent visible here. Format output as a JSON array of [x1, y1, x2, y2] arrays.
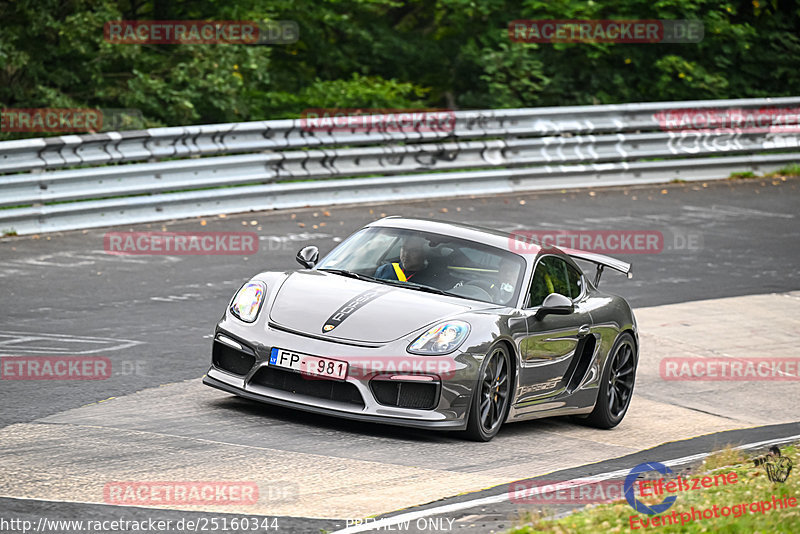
[[250, 367, 364, 408], [370, 379, 438, 410], [212, 339, 256, 376]]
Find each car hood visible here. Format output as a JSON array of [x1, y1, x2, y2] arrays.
[[268, 271, 482, 343]]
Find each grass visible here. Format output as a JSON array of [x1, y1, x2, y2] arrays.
[[729, 162, 800, 181], [765, 163, 800, 178], [508, 443, 799, 533], [728, 171, 758, 180], [514, 509, 554, 528], [703, 445, 748, 470]]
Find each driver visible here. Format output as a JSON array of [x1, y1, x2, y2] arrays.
[[490, 258, 520, 305], [375, 236, 434, 284]]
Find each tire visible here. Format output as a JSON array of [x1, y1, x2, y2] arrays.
[[583, 332, 637, 429], [464, 344, 512, 441]]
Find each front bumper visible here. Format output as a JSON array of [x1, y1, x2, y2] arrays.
[[203, 320, 483, 431], [203, 374, 465, 430]]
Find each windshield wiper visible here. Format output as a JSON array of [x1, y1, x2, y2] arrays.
[[317, 268, 375, 281], [374, 278, 450, 296]]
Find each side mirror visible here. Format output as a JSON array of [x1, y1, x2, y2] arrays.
[[296, 246, 319, 269], [535, 293, 574, 319]]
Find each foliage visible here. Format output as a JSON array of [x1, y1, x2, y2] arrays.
[[1, 0, 799, 138]]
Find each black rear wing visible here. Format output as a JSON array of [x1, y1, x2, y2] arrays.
[[564, 249, 632, 286]]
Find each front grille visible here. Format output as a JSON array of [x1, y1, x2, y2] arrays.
[[370, 380, 438, 410], [212, 341, 256, 375], [250, 367, 364, 408]]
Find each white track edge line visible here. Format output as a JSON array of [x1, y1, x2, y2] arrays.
[[330, 432, 800, 534]]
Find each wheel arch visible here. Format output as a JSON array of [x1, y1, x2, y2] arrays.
[[494, 338, 518, 423], [621, 328, 639, 359], [592, 328, 637, 408], [601, 328, 638, 375], [464, 337, 518, 426]]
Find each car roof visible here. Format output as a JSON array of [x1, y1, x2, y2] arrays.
[[367, 216, 543, 257]]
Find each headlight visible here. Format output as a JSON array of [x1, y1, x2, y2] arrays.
[[407, 321, 470, 355], [230, 281, 266, 323]]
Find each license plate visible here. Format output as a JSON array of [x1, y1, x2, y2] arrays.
[[269, 348, 348, 381]]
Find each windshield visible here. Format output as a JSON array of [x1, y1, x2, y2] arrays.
[[317, 226, 526, 306]]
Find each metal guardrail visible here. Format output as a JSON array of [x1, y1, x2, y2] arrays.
[[2, 97, 799, 235]]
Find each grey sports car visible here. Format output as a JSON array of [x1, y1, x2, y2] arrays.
[[203, 217, 638, 441]]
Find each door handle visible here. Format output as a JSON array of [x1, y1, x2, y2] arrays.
[[578, 324, 591, 336]]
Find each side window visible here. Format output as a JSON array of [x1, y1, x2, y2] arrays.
[[565, 263, 583, 299], [527, 256, 570, 307]]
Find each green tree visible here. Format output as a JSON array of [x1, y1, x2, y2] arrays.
[[1, 0, 799, 140]]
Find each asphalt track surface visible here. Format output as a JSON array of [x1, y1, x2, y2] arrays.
[[0, 176, 798, 532], [2, 423, 798, 534]]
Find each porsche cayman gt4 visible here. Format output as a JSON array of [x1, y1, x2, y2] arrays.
[[203, 217, 638, 441]]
